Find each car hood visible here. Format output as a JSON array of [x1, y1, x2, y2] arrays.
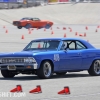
[[0, 51, 34, 57]]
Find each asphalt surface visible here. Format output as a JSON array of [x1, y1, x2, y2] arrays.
[[0, 3, 100, 25], [0, 24, 100, 100]]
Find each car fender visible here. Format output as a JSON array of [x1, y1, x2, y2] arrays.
[[88, 57, 100, 69]]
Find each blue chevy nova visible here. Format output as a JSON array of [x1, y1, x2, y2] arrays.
[[0, 38, 100, 79]]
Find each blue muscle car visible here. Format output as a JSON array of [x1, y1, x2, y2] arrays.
[[0, 38, 100, 79]]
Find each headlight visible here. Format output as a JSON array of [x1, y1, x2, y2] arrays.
[[24, 57, 36, 63]]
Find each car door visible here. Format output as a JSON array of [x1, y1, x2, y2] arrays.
[[31, 18, 40, 28], [59, 40, 82, 70]]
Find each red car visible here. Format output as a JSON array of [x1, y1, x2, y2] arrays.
[[13, 17, 53, 29]]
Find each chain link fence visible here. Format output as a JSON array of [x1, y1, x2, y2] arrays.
[[0, 0, 48, 9]]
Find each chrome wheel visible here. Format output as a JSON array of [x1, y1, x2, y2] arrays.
[[94, 60, 100, 74], [43, 62, 52, 77]]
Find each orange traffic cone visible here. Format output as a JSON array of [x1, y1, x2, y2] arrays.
[[58, 86, 70, 94], [85, 26, 88, 30], [21, 35, 24, 39], [70, 29, 72, 32], [3, 26, 5, 28], [31, 28, 34, 31], [63, 27, 66, 30], [29, 30, 31, 34], [5, 29, 8, 33], [64, 33, 66, 37], [84, 33, 86, 37], [29, 85, 42, 93], [79, 34, 83, 37], [10, 85, 23, 92], [51, 31, 54, 35], [17, 85, 23, 92], [10, 87, 17, 92], [44, 28, 46, 31], [75, 32, 78, 36], [95, 29, 98, 32], [97, 26, 100, 28]]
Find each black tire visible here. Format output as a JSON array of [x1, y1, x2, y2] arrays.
[[56, 72, 67, 75], [1, 70, 15, 78], [45, 24, 50, 29], [37, 61, 53, 79], [88, 60, 100, 76], [17, 26, 22, 29], [25, 24, 32, 29]]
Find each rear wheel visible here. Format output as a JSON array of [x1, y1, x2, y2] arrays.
[[1, 70, 15, 78], [37, 61, 53, 79], [56, 72, 67, 75], [88, 60, 100, 76], [17, 26, 22, 29], [25, 24, 32, 29]]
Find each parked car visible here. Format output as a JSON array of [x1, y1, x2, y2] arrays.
[[13, 17, 53, 29], [0, 38, 100, 79]]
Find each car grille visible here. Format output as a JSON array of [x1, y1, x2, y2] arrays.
[[13, 21, 20, 25], [1, 58, 24, 64]]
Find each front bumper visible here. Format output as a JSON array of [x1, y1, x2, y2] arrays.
[[0, 63, 38, 70]]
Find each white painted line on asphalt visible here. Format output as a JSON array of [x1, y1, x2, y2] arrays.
[[41, 92, 100, 100]]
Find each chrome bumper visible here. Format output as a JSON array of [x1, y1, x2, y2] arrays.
[[0, 63, 38, 70]]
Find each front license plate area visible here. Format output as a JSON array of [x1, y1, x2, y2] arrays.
[[7, 65, 16, 70]]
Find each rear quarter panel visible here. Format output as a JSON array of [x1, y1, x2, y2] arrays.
[[81, 49, 100, 69]]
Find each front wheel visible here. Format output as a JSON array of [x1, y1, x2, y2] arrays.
[[1, 70, 15, 78], [88, 60, 100, 76], [17, 26, 22, 29], [37, 61, 53, 79], [45, 24, 51, 29]]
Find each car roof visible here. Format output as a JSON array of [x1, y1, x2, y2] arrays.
[[32, 38, 95, 49], [32, 38, 85, 41]]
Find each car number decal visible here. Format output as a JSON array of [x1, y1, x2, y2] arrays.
[[54, 54, 60, 61]]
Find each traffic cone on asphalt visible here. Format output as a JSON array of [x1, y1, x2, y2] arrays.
[[5, 29, 8, 33], [63, 27, 66, 30], [97, 25, 100, 28], [84, 33, 86, 37], [21, 35, 24, 39], [16, 85, 23, 92], [64, 33, 66, 37], [10, 85, 22, 92], [79, 34, 83, 37], [29, 85, 42, 93], [3, 26, 5, 28], [85, 26, 88, 30], [29, 30, 31, 34], [44, 28, 46, 31], [10, 87, 17, 92], [31, 28, 34, 31], [58, 86, 70, 95], [51, 31, 54, 35], [75, 32, 78, 36], [70, 29, 72, 32], [95, 29, 98, 32]]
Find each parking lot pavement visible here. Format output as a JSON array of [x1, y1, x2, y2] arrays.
[[0, 24, 100, 100]]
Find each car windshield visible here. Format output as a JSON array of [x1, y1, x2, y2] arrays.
[[23, 40, 60, 51], [20, 18, 32, 20]]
